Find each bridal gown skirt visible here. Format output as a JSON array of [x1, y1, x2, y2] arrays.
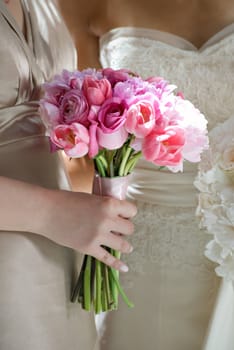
[[98, 201, 220, 350], [0, 135, 97, 350]]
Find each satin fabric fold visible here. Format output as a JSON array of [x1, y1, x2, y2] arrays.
[[0, 1, 97, 349]]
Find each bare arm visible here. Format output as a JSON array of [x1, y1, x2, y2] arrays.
[[0, 176, 137, 272]]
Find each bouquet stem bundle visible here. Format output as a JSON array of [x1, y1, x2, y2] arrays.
[[71, 145, 140, 313]]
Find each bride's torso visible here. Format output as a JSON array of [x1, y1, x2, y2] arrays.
[[97, 23, 234, 350], [100, 24, 234, 204]]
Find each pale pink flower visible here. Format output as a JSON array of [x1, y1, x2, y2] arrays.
[[97, 127, 129, 150], [50, 123, 89, 158], [114, 77, 157, 102], [125, 99, 156, 138], [172, 98, 209, 162], [142, 126, 185, 171], [39, 101, 60, 132]]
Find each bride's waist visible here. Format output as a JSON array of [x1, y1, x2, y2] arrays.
[[127, 167, 197, 207]]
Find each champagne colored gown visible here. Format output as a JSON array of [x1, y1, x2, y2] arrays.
[[0, 1, 97, 349], [97, 24, 234, 350]]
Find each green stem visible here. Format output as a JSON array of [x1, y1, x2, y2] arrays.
[[98, 155, 108, 170], [105, 150, 116, 177], [95, 157, 106, 177], [95, 260, 102, 314], [110, 268, 134, 308], [110, 250, 120, 309], [83, 255, 92, 311], [118, 146, 133, 176], [101, 283, 108, 312], [123, 152, 142, 176], [70, 255, 87, 302], [103, 262, 113, 310]]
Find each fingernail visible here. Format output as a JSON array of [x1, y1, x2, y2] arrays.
[[120, 265, 129, 273], [129, 245, 133, 253]]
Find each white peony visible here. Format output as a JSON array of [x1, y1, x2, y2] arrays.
[[194, 115, 234, 281]]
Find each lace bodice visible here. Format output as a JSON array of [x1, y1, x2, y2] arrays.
[[100, 25, 234, 131]]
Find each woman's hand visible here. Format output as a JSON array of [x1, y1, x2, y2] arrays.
[[38, 190, 137, 272]]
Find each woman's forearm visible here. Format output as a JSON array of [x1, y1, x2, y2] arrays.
[[0, 176, 137, 272], [0, 176, 51, 234]]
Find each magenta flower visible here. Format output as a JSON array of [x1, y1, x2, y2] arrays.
[[102, 68, 131, 87], [50, 123, 89, 158], [97, 97, 128, 149]]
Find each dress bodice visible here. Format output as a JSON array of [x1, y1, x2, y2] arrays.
[[100, 24, 234, 132], [0, 0, 76, 147], [0, 0, 76, 188], [99, 25, 234, 206]]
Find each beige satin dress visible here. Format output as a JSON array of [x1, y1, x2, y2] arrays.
[[0, 1, 97, 349]]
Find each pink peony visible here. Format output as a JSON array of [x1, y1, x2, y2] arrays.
[[59, 90, 89, 126], [42, 81, 70, 106], [114, 77, 156, 102], [172, 98, 209, 162], [142, 126, 185, 172], [82, 76, 112, 105], [50, 123, 89, 158]]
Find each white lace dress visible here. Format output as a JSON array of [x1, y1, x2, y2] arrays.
[[97, 24, 234, 350]]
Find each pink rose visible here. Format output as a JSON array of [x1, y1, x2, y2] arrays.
[[97, 97, 128, 149], [50, 123, 89, 158], [82, 76, 112, 105], [60, 90, 89, 126], [125, 99, 156, 138], [142, 126, 185, 171]]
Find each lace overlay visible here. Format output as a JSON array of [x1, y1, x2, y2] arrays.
[[122, 202, 218, 290], [100, 28, 234, 130]]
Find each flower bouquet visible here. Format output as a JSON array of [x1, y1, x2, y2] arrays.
[[40, 67, 208, 313], [194, 115, 234, 280]]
